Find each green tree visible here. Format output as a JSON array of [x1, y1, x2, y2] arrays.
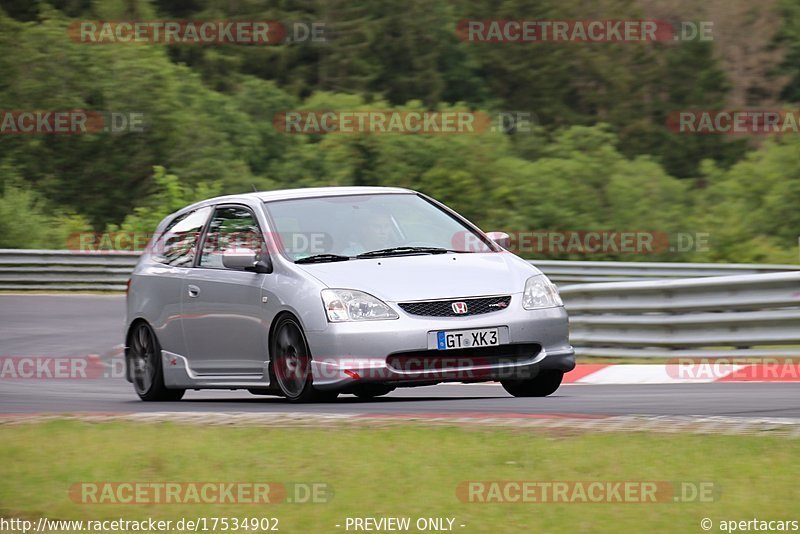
[[0, 167, 91, 249], [106, 166, 221, 237]]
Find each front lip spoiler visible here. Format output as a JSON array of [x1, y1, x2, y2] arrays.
[[310, 347, 576, 390]]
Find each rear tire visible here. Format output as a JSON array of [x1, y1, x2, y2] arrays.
[[271, 315, 337, 403], [501, 370, 563, 397], [128, 322, 185, 402]]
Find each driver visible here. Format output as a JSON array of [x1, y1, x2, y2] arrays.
[[341, 210, 398, 256]]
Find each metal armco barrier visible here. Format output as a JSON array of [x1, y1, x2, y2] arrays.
[[1, 249, 799, 359], [561, 271, 800, 358], [532, 259, 800, 284], [0, 250, 138, 291]]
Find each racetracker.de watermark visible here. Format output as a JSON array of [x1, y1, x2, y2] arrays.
[[457, 20, 713, 43], [272, 110, 541, 135], [668, 110, 800, 135], [67, 231, 332, 255], [0, 355, 125, 380], [457, 481, 719, 503], [273, 110, 491, 135], [70, 482, 331, 504], [69, 20, 326, 45], [666, 358, 800, 381], [0, 110, 145, 135], [452, 230, 710, 255], [309, 356, 544, 382]]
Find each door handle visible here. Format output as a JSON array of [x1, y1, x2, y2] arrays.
[[187, 284, 200, 298]]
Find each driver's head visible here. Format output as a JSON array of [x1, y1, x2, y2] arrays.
[[361, 210, 395, 248]]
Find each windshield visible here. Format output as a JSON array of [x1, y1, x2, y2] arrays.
[[263, 193, 493, 262]]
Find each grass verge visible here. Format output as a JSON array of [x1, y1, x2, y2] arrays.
[[0, 421, 797, 533]]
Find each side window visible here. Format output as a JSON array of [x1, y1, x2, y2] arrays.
[[199, 206, 264, 269], [152, 207, 212, 267]]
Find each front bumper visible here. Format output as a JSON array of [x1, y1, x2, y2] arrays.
[[304, 300, 574, 390]]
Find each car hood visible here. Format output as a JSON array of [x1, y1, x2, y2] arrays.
[[294, 252, 540, 302]]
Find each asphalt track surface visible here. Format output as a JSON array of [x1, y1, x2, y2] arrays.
[[1, 295, 798, 418]]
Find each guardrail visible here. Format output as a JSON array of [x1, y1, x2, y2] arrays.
[[562, 271, 800, 358], [0, 250, 138, 291], [532, 259, 800, 284], [2, 249, 799, 290]]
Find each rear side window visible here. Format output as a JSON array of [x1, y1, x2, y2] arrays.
[[152, 206, 212, 267], [199, 206, 264, 269]]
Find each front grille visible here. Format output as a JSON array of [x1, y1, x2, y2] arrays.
[[398, 296, 512, 317]]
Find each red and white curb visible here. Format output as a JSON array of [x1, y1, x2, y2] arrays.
[[561, 363, 800, 385], [457, 363, 800, 385]]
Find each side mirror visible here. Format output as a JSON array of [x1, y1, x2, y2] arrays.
[[485, 231, 511, 250], [222, 248, 272, 273]]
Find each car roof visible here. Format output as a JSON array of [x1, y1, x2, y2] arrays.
[[165, 186, 418, 224], [204, 186, 414, 205], [258, 186, 413, 201]]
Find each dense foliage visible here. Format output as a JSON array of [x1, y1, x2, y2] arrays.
[[0, 0, 798, 262]]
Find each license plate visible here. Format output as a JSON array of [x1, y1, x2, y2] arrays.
[[436, 328, 500, 350]]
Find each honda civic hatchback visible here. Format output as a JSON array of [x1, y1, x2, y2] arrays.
[[125, 186, 574, 402]]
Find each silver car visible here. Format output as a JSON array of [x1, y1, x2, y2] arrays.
[[125, 187, 574, 402]]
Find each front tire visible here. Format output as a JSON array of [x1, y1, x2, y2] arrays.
[[271, 315, 337, 403], [129, 322, 185, 401], [501, 370, 563, 397]]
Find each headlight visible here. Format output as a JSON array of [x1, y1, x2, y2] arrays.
[[321, 289, 399, 322], [522, 275, 563, 310]]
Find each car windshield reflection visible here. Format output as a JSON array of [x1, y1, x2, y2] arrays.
[[264, 193, 493, 261]]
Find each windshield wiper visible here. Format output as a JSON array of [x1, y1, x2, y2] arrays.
[[357, 246, 458, 259], [295, 254, 352, 264]]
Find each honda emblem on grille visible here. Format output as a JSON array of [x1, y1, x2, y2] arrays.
[[451, 302, 468, 314]]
